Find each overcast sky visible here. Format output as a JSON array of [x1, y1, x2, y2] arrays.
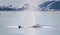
[[0, 0, 52, 7]]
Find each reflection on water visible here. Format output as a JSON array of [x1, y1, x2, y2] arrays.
[[0, 26, 60, 35], [0, 27, 36, 35]]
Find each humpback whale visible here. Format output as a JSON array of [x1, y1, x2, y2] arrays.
[[28, 24, 41, 28], [26, 24, 53, 29], [18, 26, 22, 29], [0, 24, 54, 29]]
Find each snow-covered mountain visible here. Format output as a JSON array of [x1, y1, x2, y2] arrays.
[[0, 3, 29, 11], [39, 1, 60, 11]]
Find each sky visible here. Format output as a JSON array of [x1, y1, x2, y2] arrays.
[[0, 0, 50, 7], [0, 0, 26, 7]]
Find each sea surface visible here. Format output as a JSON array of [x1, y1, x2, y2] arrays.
[[0, 11, 60, 35]]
